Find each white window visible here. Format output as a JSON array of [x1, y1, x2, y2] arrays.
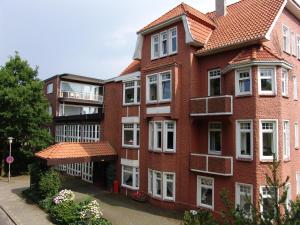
[[149, 121, 176, 152], [285, 183, 291, 211], [293, 76, 298, 100], [260, 186, 277, 215], [260, 120, 278, 160], [121, 165, 139, 190], [148, 169, 153, 194], [122, 123, 140, 148], [153, 171, 162, 198], [151, 27, 177, 60], [160, 31, 168, 57], [146, 72, 172, 103], [151, 34, 159, 59], [258, 67, 276, 95], [123, 81, 140, 105], [169, 27, 177, 54], [282, 69, 288, 96], [296, 172, 300, 195], [283, 121, 290, 160], [197, 176, 214, 209], [208, 123, 222, 155], [208, 69, 221, 96], [163, 173, 176, 201], [235, 183, 253, 215], [235, 68, 252, 96], [295, 122, 299, 149], [297, 36, 300, 59], [283, 25, 290, 53], [291, 32, 296, 56], [47, 83, 53, 94], [236, 121, 253, 159]]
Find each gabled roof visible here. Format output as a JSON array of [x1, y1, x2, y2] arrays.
[[35, 142, 117, 165], [120, 60, 141, 76], [197, 0, 286, 55]]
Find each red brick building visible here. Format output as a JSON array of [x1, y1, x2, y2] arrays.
[[40, 0, 300, 216]]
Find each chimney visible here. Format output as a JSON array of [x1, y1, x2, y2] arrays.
[[216, 0, 227, 17]]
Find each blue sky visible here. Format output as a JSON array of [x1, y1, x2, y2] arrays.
[[0, 0, 261, 80]]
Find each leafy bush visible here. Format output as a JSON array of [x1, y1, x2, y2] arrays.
[[53, 189, 75, 205], [79, 200, 103, 221], [69, 218, 113, 225], [49, 201, 80, 225], [38, 169, 61, 199], [183, 210, 218, 225], [28, 162, 46, 191], [39, 196, 54, 212]]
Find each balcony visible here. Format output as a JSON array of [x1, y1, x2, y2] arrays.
[[54, 112, 104, 123], [190, 95, 233, 116], [59, 91, 104, 104], [190, 153, 233, 176]]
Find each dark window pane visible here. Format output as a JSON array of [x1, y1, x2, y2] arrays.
[[261, 79, 272, 91], [157, 131, 162, 148], [167, 131, 174, 149], [137, 87, 140, 102], [124, 172, 133, 186], [137, 130, 140, 146], [201, 187, 212, 206], [210, 78, 221, 96], [263, 133, 273, 156], [210, 131, 221, 152], [124, 130, 134, 145], [125, 88, 134, 103], [162, 80, 171, 99], [150, 83, 157, 100], [167, 181, 173, 197]]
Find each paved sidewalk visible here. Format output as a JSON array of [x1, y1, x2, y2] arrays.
[[0, 176, 53, 225]]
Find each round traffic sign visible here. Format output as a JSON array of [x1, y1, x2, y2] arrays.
[[6, 156, 14, 164]]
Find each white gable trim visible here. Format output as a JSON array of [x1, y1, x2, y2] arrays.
[[182, 15, 195, 45], [265, 0, 288, 40], [133, 34, 144, 60]]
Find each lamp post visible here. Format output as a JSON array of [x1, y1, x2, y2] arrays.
[[7, 137, 13, 182]]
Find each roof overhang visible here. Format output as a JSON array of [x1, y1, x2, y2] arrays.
[[286, 0, 300, 20], [35, 142, 117, 166], [223, 60, 293, 74]]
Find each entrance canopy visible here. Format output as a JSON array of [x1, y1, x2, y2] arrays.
[[35, 142, 117, 166]]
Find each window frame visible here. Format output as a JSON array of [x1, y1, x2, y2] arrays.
[[258, 67, 277, 96], [208, 69, 221, 97], [260, 186, 278, 215], [146, 71, 172, 104], [293, 76, 298, 100], [285, 183, 291, 211], [150, 27, 178, 60], [296, 172, 300, 195], [283, 120, 290, 160], [235, 183, 253, 215], [121, 165, 139, 190], [259, 119, 278, 161], [235, 67, 252, 96], [281, 69, 289, 97], [122, 123, 140, 148], [163, 121, 176, 152], [295, 122, 299, 149], [297, 35, 300, 59], [153, 171, 163, 198], [282, 24, 290, 54], [236, 120, 253, 160], [163, 172, 176, 201], [123, 80, 140, 105], [197, 176, 214, 210], [208, 122, 222, 155], [47, 83, 53, 94], [291, 31, 296, 56]]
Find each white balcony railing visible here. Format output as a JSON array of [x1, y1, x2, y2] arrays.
[[60, 91, 103, 103], [190, 153, 233, 176]]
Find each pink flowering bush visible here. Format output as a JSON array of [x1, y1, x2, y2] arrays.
[[53, 189, 75, 205], [79, 200, 103, 221]]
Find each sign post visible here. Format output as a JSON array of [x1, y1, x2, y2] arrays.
[[7, 137, 14, 183]]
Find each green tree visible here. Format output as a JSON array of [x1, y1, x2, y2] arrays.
[[0, 52, 52, 175]]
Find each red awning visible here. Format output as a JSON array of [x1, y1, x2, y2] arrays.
[[35, 142, 117, 166]]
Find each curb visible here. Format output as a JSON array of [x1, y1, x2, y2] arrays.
[[0, 205, 23, 225]]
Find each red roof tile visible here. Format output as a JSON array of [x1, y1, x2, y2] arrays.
[[120, 60, 141, 76], [198, 0, 285, 54], [35, 142, 117, 165]]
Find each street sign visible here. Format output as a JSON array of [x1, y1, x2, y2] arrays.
[[6, 156, 14, 164]]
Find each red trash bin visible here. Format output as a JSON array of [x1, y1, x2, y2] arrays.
[[113, 180, 119, 193]]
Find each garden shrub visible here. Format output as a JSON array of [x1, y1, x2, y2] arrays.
[[28, 162, 46, 191], [49, 201, 80, 225], [183, 210, 218, 225], [39, 196, 54, 212], [53, 189, 75, 204], [39, 169, 61, 199]]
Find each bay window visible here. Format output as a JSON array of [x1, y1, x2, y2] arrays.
[[235, 183, 253, 215], [208, 123, 222, 155], [151, 27, 177, 60], [208, 69, 221, 96], [235, 68, 251, 96], [282, 25, 290, 53], [121, 165, 139, 189], [282, 69, 288, 96], [149, 121, 176, 152], [122, 123, 140, 148], [146, 71, 172, 103], [236, 121, 253, 159], [123, 80, 140, 105], [258, 67, 276, 95], [260, 120, 278, 160], [283, 120, 290, 160], [197, 176, 214, 209], [153, 171, 162, 197]]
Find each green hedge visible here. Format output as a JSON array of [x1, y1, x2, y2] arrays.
[[38, 169, 61, 199]]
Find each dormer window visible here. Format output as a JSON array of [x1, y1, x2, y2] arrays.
[[151, 27, 177, 60]]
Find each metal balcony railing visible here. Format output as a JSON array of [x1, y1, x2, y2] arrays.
[[59, 91, 104, 103]]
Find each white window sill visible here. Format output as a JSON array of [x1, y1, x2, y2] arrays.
[[236, 93, 252, 97], [236, 157, 253, 161], [122, 145, 140, 149], [198, 204, 213, 210], [162, 197, 175, 202], [163, 150, 176, 154], [123, 103, 140, 106], [208, 151, 222, 156], [149, 149, 163, 153], [121, 184, 139, 191], [260, 158, 277, 162], [259, 92, 276, 96]]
